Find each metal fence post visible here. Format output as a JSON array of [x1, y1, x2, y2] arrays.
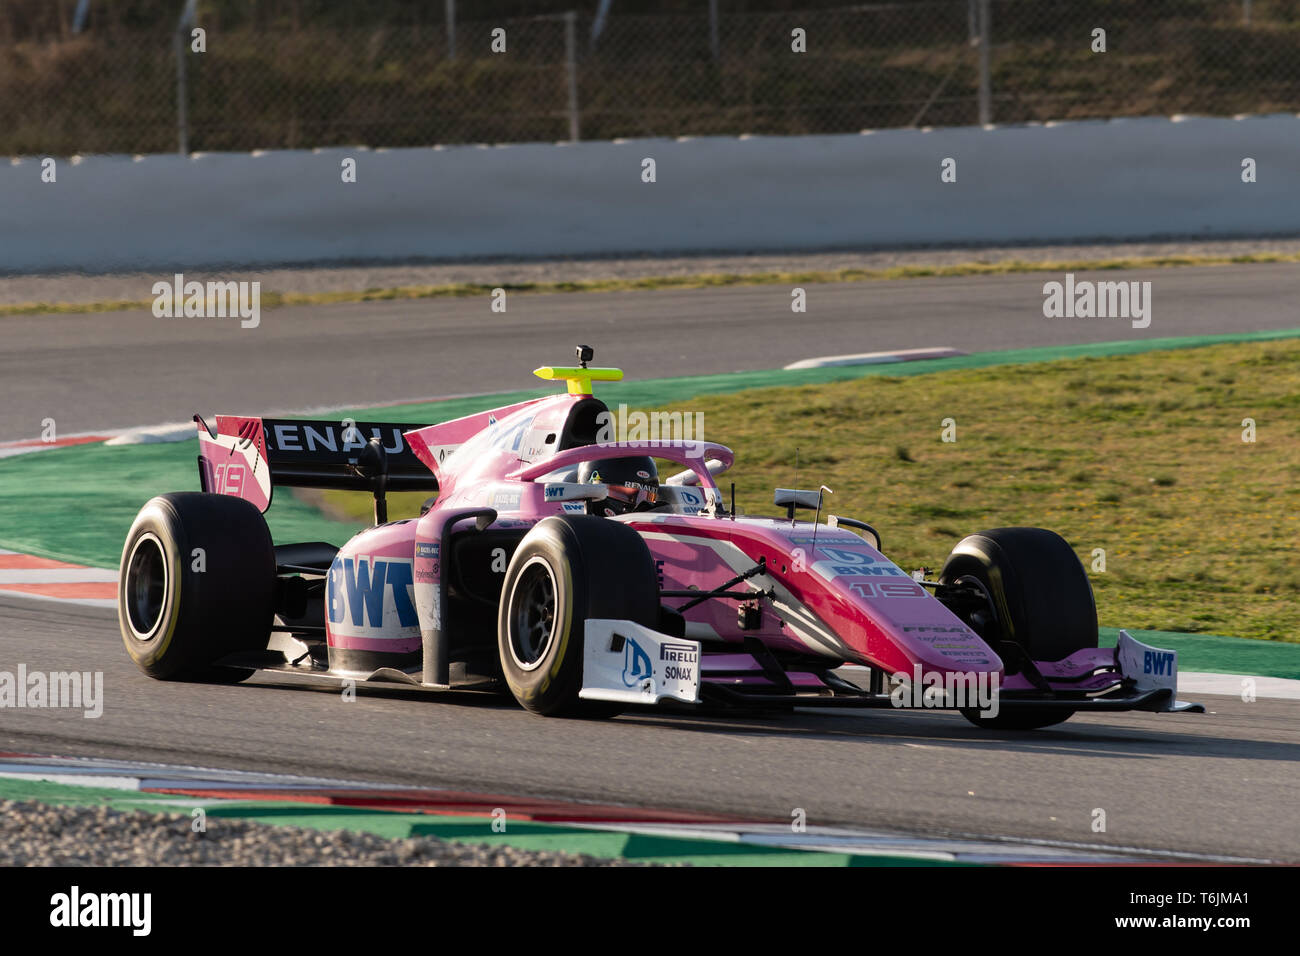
[[174, 0, 197, 155], [174, 30, 187, 154], [564, 11, 580, 141], [446, 0, 456, 59], [709, 0, 720, 62], [1243, 0, 1252, 25], [977, 0, 991, 125]]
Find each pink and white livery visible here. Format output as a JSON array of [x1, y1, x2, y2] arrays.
[[118, 346, 1201, 728]]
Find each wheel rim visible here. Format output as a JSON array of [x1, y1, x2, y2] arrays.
[[124, 532, 168, 640], [507, 557, 558, 671]]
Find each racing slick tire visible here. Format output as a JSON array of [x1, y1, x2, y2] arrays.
[[497, 515, 660, 718], [118, 493, 275, 682], [940, 527, 1097, 731]]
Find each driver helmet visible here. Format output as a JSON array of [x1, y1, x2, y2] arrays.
[[577, 456, 659, 516]]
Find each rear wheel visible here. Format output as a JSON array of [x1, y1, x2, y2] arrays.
[[940, 527, 1097, 730], [119, 493, 275, 681], [497, 516, 660, 717]]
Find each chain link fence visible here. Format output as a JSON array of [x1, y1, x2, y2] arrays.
[[3, 1, 1299, 156]]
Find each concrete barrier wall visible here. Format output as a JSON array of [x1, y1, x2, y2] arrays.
[[1, 114, 1296, 273]]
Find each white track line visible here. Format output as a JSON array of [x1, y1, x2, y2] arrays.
[[784, 346, 966, 370], [0, 569, 119, 584]]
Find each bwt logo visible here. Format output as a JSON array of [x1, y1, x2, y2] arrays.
[[622, 637, 653, 687], [818, 546, 880, 576], [820, 548, 871, 563], [328, 557, 418, 628], [1144, 651, 1175, 676]]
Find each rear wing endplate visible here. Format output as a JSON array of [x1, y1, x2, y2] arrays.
[[195, 414, 438, 513]]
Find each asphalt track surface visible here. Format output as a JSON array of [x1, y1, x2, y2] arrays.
[[3, 262, 1300, 442], [2, 595, 1297, 862], [3, 263, 1299, 861]]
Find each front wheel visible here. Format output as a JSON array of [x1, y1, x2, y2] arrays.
[[497, 516, 660, 717], [119, 493, 275, 680], [940, 527, 1097, 731]]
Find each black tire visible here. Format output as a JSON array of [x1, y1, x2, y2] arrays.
[[939, 527, 1097, 731], [118, 493, 275, 681], [497, 516, 660, 717]]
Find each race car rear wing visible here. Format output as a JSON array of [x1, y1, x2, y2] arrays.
[[195, 414, 438, 513]]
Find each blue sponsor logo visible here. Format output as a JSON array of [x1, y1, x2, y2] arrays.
[[415, 541, 439, 559], [327, 557, 419, 628], [489, 419, 529, 453], [622, 637, 653, 687], [1144, 650, 1175, 676], [820, 547, 874, 565], [815, 547, 892, 576]]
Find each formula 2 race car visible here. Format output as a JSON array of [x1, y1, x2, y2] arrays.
[[118, 346, 1202, 729]]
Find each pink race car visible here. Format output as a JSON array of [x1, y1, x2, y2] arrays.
[[118, 346, 1201, 729]]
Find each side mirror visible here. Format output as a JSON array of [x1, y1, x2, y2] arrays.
[[773, 488, 824, 511], [774, 486, 832, 521]]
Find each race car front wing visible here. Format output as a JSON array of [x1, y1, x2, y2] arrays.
[[667, 628, 1204, 715]]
